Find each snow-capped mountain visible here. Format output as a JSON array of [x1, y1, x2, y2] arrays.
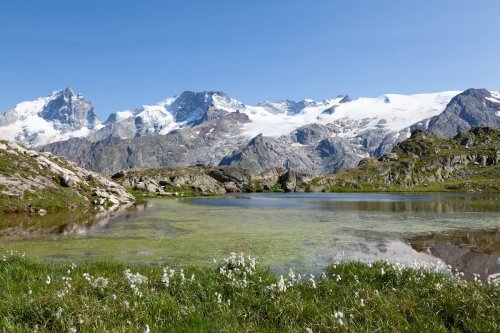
[[91, 91, 244, 140], [0, 87, 101, 146], [88, 90, 459, 143], [4, 87, 499, 175]]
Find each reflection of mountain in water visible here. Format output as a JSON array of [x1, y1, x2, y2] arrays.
[[319, 239, 447, 266], [407, 229, 500, 281], [0, 204, 148, 241], [308, 194, 500, 213]]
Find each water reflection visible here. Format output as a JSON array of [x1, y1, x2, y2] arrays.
[[407, 229, 500, 281], [309, 195, 500, 213], [0, 204, 149, 241], [196, 192, 500, 213]]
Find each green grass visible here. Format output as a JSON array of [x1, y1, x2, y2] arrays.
[[1, 252, 499, 332], [0, 187, 89, 214]]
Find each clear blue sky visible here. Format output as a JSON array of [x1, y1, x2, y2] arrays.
[[1, 0, 499, 119]]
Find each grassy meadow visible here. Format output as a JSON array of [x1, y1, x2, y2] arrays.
[[1, 251, 499, 332]]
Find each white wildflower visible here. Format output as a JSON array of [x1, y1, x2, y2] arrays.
[[215, 292, 222, 306], [334, 311, 344, 326], [162, 268, 170, 287], [124, 269, 148, 297], [309, 274, 316, 289], [46, 276, 51, 285], [55, 307, 63, 319], [277, 275, 287, 292], [180, 269, 185, 285]]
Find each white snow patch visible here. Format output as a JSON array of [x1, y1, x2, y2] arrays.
[[238, 91, 459, 137], [486, 91, 500, 104]]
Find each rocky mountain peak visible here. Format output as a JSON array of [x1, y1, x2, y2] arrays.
[[425, 88, 500, 137], [170, 91, 228, 123], [64, 85, 75, 95], [40, 87, 99, 132], [338, 95, 352, 103]]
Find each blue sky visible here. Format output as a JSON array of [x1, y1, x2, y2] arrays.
[[1, 0, 499, 119]]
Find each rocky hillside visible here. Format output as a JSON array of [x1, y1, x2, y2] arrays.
[[111, 163, 317, 196], [0, 140, 134, 214], [309, 127, 500, 192]]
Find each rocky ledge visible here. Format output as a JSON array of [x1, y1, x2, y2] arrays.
[[0, 140, 134, 214], [111, 165, 314, 196]]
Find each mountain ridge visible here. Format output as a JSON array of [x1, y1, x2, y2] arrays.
[[2, 87, 499, 176]]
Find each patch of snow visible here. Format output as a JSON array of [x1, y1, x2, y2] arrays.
[[486, 91, 500, 104], [238, 91, 459, 137], [291, 143, 308, 147]]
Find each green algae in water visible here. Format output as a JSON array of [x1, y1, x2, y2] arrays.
[[0, 193, 499, 275]]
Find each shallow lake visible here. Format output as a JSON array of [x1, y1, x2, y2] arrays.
[[1, 193, 499, 279]]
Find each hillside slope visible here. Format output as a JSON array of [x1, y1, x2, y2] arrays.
[[0, 140, 134, 214], [309, 127, 500, 192]]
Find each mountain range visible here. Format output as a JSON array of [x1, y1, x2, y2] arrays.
[[1, 87, 499, 175]]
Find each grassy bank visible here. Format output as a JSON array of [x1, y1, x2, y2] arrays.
[[1, 252, 499, 332]]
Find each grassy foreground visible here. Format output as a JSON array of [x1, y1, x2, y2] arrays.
[[1, 252, 499, 332]]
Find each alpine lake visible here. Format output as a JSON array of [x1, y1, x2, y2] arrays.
[[1, 193, 499, 281]]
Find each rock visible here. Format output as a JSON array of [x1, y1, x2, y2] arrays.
[[146, 183, 158, 193], [134, 182, 146, 190], [223, 181, 240, 193], [159, 179, 171, 186], [111, 170, 127, 179], [60, 173, 79, 188], [207, 167, 253, 192], [280, 170, 313, 192]]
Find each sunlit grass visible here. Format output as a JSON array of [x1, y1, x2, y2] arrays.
[[1, 251, 499, 332]]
